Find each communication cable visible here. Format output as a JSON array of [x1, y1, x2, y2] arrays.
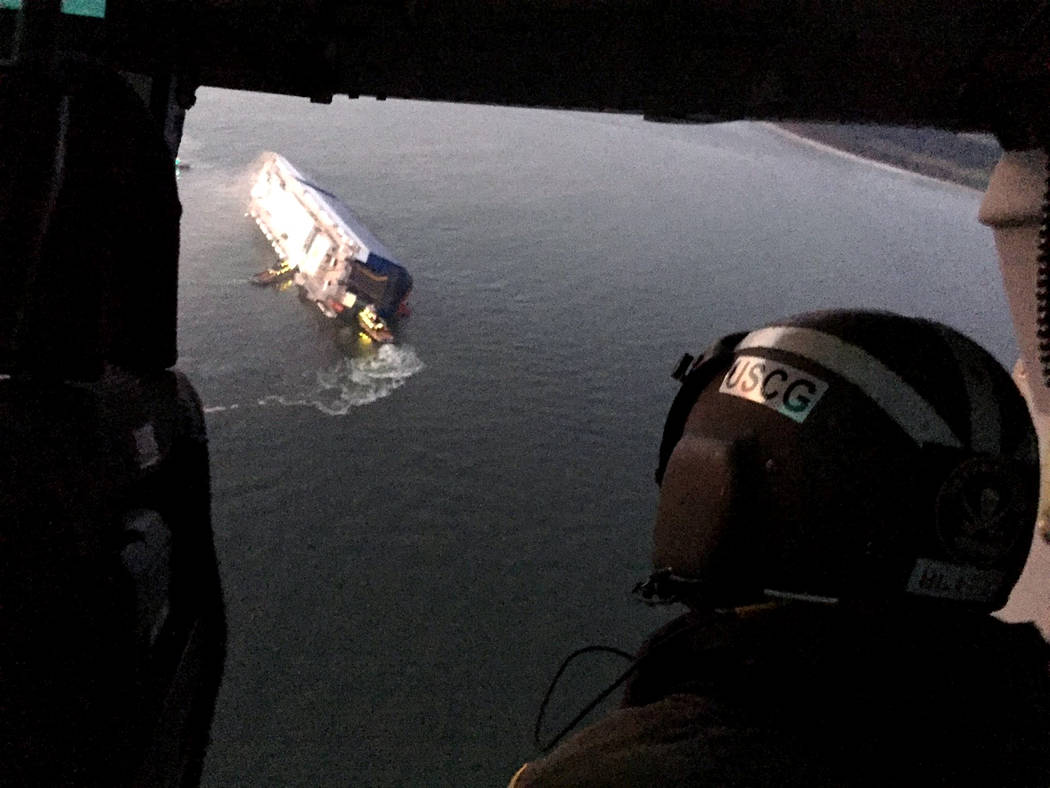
[[532, 605, 717, 753]]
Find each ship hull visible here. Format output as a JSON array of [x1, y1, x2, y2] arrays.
[[248, 153, 412, 336]]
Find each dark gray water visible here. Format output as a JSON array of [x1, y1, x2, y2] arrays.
[[176, 90, 1029, 785]]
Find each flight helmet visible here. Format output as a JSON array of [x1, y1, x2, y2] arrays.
[[0, 62, 180, 379], [650, 310, 1039, 612]]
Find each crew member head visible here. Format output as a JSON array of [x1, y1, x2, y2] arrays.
[[649, 310, 1039, 613]]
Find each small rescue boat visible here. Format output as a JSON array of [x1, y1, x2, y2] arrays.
[[357, 305, 394, 343], [250, 263, 295, 286]]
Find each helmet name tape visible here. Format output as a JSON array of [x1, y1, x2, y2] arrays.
[[739, 327, 963, 447], [719, 355, 828, 423], [906, 558, 1006, 603]]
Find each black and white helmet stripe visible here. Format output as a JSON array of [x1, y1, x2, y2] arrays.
[[737, 325, 965, 448], [931, 325, 1003, 456]]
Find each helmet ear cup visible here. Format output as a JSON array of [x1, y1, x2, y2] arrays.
[[656, 332, 747, 485], [652, 434, 766, 607]]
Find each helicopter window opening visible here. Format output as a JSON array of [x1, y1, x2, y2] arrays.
[[161, 86, 1016, 788], [61, 0, 106, 17], [5, 0, 113, 17]]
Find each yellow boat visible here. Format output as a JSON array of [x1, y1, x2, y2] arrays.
[[356, 304, 394, 343]]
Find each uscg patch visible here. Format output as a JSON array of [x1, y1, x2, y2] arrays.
[[934, 457, 1027, 566], [719, 355, 828, 423]]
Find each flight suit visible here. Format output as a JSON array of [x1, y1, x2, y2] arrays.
[[512, 604, 1050, 787]]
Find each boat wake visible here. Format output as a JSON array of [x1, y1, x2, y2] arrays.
[[259, 344, 424, 415], [202, 404, 241, 414]]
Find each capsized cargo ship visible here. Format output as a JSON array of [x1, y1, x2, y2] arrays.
[[248, 152, 412, 342]]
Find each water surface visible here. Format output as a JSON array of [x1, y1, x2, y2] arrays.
[[177, 91, 1024, 785]]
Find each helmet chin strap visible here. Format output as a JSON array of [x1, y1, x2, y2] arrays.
[[761, 589, 839, 605], [632, 568, 707, 606], [634, 570, 841, 608]]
